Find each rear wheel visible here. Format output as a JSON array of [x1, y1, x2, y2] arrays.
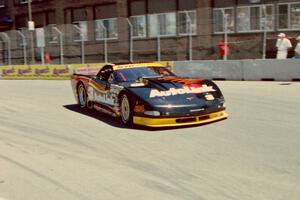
[[120, 94, 133, 125], [77, 83, 87, 108]]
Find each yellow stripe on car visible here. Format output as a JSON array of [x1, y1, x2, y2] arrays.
[[133, 111, 228, 127], [113, 62, 164, 70]]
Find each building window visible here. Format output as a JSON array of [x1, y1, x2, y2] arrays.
[[261, 5, 274, 31], [15, 0, 47, 5], [72, 8, 87, 22], [148, 0, 176, 14], [95, 4, 117, 19], [14, 0, 45, 5], [32, 12, 46, 28], [178, 0, 196, 11], [0, 0, 5, 7], [213, 7, 234, 33], [213, 0, 235, 8], [148, 12, 176, 37], [73, 21, 88, 41], [278, 3, 300, 30], [95, 18, 118, 40], [130, 15, 146, 38], [129, 0, 146, 16], [178, 10, 197, 35], [47, 11, 56, 25], [17, 0, 28, 4], [17, 27, 28, 47], [236, 4, 274, 32], [15, 14, 28, 29], [46, 24, 58, 44]]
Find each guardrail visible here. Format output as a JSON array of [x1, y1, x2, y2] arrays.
[[1, 60, 299, 81], [174, 59, 300, 81]]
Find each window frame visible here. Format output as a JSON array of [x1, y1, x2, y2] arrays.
[[0, 0, 5, 8], [213, 7, 235, 34], [46, 24, 59, 44], [178, 10, 197, 36], [73, 21, 88, 42], [147, 12, 177, 38], [129, 15, 147, 39], [236, 4, 274, 33], [278, 2, 300, 31], [95, 17, 118, 41], [15, 0, 48, 5], [19, 0, 28, 4]]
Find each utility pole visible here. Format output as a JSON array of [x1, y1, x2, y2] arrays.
[[126, 18, 133, 62], [185, 11, 193, 61], [28, 0, 35, 64], [221, 10, 228, 61]]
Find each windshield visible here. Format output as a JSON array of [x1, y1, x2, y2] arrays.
[[114, 67, 174, 82]]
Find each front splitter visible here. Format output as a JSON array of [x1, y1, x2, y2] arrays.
[[133, 110, 228, 127]]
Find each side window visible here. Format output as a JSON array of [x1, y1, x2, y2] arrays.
[[97, 65, 114, 81], [108, 73, 115, 83]]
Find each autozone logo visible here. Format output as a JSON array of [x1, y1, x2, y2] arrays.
[[149, 85, 216, 98]]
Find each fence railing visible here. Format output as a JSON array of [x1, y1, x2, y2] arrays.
[[0, 17, 298, 65]]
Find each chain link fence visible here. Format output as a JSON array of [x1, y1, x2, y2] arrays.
[[0, 15, 299, 65]]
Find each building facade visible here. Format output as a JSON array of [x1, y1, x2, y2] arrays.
[[0, 0, 300, 64]]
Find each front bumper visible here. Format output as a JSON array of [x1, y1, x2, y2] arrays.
[[133, 110, 228, 127]]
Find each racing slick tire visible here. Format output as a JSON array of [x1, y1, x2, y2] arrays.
[[120, 93, 133, 126], [77, 83, 88, 108]]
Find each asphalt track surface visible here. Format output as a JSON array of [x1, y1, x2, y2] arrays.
[[0, 80, 299, 200]]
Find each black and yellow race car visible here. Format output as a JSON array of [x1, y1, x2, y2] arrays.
[[71, 62, 228, 127]]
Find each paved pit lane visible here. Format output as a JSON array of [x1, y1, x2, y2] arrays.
[[0, 80, 299, 200]]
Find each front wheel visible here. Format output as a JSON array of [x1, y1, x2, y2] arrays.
[[120, 94, 133, 126], [77, 83, 87, 108]]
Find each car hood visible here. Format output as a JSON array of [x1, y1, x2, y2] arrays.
[[124, 77, 224, 111]]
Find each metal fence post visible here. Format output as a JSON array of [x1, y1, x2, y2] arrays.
[[17, 31, 27, 65], [263, 30, 267, 60], [222, 10, 228, 61], [52, 26, 64, 64], [262, 5, 267, 60], [73, 24, 85, 64], [41, 46, 45, 65], [0, 32, 12, 65], [157, 20, 161, 61], [99, 22, 108, 63], [28, 0, 35, 64], [126, 18, 133, 62], [185, 11, 193, 61]]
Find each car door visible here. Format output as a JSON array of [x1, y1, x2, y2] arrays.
[[88, 65, 114, 106]]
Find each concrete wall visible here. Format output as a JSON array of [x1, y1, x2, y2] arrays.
[[174, 59, 300, 81]]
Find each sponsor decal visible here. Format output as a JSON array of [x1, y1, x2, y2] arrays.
[[52, 66, 69, 76], [88, 83, 122, 106], [2, 67, 15, 75], [18, 67, 32, 76], [35, 66, 50, 76], [149, 85, 216, 98]]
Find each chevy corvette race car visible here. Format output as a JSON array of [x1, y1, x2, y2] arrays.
[[71, 62, 228, 127]]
